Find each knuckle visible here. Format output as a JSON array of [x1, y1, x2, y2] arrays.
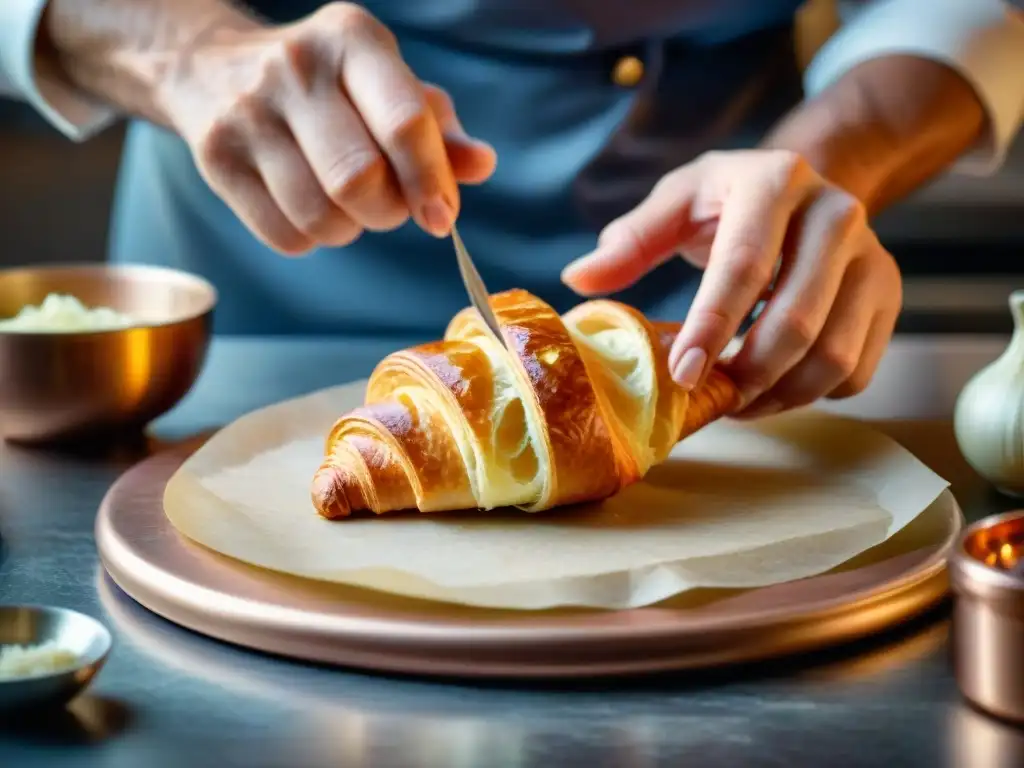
[[880, 258, 904, 310], [859, 241, 903, 309], [825, 191, 867, 235], [651, 166, 693, 196], [815, 339, 859, 380], [763, 149, 811, 194], [721, 244, 774, 291], [270, 35, 320, 91], [232, 92, 272, 126], [323, 151, 389, 203], [780, 311, 818, 348], [695, 149, 727, 168], [318, 3, 394, 46], [291, 196, 336, 237], [424, 83, 453, 113], [768, 148, 808, 179], [879, 249, 903, 288], [194, 119, 240, 173], [379, 102, 432, 150]]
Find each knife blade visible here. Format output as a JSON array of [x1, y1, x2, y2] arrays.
[[451, 224, 510, 351]]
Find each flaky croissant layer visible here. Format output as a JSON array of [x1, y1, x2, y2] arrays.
[[312, 289, 738, 519]]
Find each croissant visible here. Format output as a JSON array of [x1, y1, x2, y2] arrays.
[[312, 289, 738, 519]]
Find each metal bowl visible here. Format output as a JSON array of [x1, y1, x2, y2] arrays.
[[950, 510, 1024, 723], [0, 264, 216, 444], [0, 605, 112, 712]]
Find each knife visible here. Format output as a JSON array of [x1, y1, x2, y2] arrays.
[[451, 223, 511, 351]]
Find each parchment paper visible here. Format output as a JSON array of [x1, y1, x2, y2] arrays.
[[163, 381, 950, 610]]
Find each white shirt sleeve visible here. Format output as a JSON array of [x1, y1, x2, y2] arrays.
[[0, 0, 118, 141], [805, 0, 1024, 176]]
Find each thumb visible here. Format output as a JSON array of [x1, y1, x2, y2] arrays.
[[425, 84, 497, 185], [560, 177, 702, 296]]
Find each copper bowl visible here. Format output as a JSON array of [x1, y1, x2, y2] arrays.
[[950, 510, 1024, 723], [0, 264, 216, 444]]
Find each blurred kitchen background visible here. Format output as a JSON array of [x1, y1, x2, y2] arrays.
[[1, 0, 1022, 334]]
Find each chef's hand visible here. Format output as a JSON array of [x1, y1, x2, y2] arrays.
[[159, 3, 496, 254], [561, 150, 902, 417]]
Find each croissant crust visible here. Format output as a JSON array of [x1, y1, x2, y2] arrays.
[[312, 290, 738, 519]]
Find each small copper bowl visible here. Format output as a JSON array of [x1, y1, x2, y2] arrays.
[[950, 510, 1024, 723], [0, 264, 216, 444]]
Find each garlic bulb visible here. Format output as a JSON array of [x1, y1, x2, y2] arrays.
[[954, 290, 1024, 496]]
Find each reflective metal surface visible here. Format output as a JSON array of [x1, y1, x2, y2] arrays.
[[0, 264, 215, 444], [1, 335, 1022, 767], [0, 605, 112, 712], [950, 511, 1024, 723]]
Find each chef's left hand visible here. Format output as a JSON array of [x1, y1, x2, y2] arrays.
[[561, 149, 903, 418]]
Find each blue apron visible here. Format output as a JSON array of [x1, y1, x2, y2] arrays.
[[108, 1, 804, 340]]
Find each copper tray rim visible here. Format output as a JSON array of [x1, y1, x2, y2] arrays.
[[96, 446, 961, 677]]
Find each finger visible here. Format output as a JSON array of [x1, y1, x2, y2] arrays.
[[425, 84, 497, 185], [736, 254, 878, 417], [246, 115, 362, 247], [828, 305, 899, 400], [720, 190, 865, 407], [282, 84, 408, 233], [208, 164, 313, 256], [560, 169, 706, 296], [340, 21, 459, 237], [668, 154, 814, 390]]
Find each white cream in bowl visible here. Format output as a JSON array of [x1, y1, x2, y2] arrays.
[[0, 640, 79, 679], [0, 293, 136, 332]]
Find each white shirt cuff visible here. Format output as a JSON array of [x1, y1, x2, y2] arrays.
[[0, 0, 118, 141], [805, 0, 1024, 176]]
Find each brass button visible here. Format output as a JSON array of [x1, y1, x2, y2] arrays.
[[612, 55, 645, 88]]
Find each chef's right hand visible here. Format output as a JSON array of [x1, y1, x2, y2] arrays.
[[158, 3, 497, 254]]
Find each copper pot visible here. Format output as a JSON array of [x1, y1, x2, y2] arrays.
[[0, 264, 216, 444], [950, 510, 1024, 723]]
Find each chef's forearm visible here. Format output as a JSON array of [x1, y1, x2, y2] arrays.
[[762, 54, 985, 214], [39, 0, 259, 127]]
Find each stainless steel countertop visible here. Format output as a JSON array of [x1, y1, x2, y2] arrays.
[[3, 334, 1024, 768]]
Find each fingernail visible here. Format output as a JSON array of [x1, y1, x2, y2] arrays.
[[561, 253, 604, 291], [421, 197, 454, 237], [671, 347, 707, 391], [561, 257, 587, 283]]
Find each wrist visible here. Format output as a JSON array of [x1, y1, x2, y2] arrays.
[[42, 0, 261, 128], [763, 55, 985, 215], [762, 76, 902, 213]]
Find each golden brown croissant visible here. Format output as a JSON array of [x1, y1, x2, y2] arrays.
[[312, 289, 738, 519]]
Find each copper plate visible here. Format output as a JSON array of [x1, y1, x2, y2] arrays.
[[96, 446, 962, 679]]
